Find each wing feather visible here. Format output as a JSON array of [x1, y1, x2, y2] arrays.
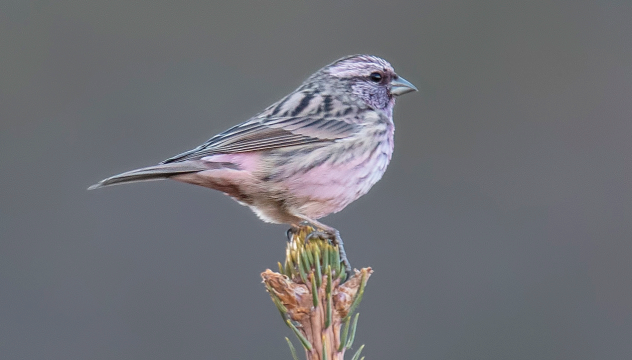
[[162, 110, 359, 163]]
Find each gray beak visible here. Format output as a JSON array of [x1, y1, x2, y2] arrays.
[[390, 76, 418, 96]]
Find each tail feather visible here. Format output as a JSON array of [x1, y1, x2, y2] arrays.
[[88, 162, 209, 190]]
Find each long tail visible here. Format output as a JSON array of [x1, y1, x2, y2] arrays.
[[88, 162, 210, 190]]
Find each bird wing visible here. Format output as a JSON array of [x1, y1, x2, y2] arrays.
[[162, 108, 360, 163]]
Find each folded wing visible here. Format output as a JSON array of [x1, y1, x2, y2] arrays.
[[162, 114, 359, 163]]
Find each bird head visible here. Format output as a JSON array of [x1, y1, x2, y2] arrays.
[[322, 54, 417, 110]]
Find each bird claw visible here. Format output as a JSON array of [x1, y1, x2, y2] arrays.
[[285, 221, 329, 242], [286, 227, 296, 242], [331, 230, 353, 282], [305, 230, 329, 244]]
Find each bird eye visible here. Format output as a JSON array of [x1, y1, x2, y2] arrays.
[[369, 72, 382, 82]]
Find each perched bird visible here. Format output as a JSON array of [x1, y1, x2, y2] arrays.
[[89, 54, 417, 275]]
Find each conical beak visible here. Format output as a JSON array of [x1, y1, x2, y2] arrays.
[[390, 76, 418, 96]]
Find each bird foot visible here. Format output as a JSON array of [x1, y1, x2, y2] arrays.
[[285, 223, 353, 282], [305, 229, 353, 282], [286, 221, 315, 242]]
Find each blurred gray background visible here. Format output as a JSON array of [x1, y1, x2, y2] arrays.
[[1, 1, 631, 359]]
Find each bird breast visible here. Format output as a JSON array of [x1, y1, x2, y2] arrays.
[[263, 118, 394, 220]]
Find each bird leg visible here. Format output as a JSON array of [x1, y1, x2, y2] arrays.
[[323, 228, 353, 280]]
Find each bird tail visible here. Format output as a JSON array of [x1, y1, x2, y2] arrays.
[[88, 162, 210, 190]]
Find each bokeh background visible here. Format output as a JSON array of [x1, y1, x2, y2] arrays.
[[2, 1, 631, 359]]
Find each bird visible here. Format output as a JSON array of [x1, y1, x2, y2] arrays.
[[89, 54, 417, 277]]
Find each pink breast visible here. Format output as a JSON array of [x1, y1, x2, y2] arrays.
[[286, 142, 392, 218]]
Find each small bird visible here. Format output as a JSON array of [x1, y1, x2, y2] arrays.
[[89, 54, 417, 276]]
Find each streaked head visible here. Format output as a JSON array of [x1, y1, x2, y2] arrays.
[[320, 54, 417, 110]]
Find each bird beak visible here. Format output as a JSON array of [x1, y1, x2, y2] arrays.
[[390, 76, 418, 96]]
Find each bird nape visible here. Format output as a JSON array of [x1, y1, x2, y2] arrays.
[[89, 54, 417, 277]]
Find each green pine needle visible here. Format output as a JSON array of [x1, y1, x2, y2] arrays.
[[311, 274, 319, 308], [286, 320, 313, 351], [285, 337, 300, 360], [322, 246, 329, 274], [314, 249, 322, 288], [346, 313, 360, 349], [306, 243, 315, 267], [333, 246, 341, 277], [265, 285, 288, 315], [297, 256, 308, 284], [326, 266, 333, 295], [339, 267, 347, 282], [344, 272, 366, 320], [350, 344, 365, 360], [338, 316, 351, 351], [301, 248, 311, 271]]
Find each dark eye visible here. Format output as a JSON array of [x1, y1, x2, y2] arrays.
[[369, 72, 382, 82]]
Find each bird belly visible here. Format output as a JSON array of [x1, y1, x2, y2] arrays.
[[277, 139, 393, 220]]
